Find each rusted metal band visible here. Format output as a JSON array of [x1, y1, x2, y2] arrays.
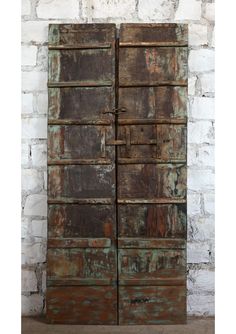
[[117, 198, 186, 204], [48, 198, 114, 205], [48, 81, 113, 88], [118, 238, 186, 249], [48, 159, 112, 165], [48, 238, 111, 248]]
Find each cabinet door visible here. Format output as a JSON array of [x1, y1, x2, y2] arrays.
[[47, 24, 117, 324], [117, 23, 188, 325]]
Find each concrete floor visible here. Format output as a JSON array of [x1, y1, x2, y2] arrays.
[[22, 317, 214, 334]]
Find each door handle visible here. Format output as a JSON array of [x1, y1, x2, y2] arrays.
[[103, 107, 127, 115]]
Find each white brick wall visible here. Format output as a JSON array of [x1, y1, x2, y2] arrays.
[[21, 0, 215, 316]]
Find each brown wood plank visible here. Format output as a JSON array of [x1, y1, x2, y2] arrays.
[[47, 278, 113, 286], [118, 87, 187, 120], [119, 47, 188, 86], [118, 238, 186, 249], [119, 286, 186, 325], [48, 125, 114, 161], [48, 165, 115, 200], [49, 24, 116, 46], [47, 248, 116, 280], [46, 286, 117, 324], [48, 204, 115, 238], [118, 204, 186, 238], [118, 164, 186, 199], [48, 238, 111, 248], [120, 24, 188, 45]]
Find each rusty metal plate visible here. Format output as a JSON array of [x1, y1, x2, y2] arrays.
[[47, 286, 117, 324]]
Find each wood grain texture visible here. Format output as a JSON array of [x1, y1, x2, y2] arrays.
[[119, 47, 188, 86], [119, 286, 186, 324], [46, 286, 117, 324]]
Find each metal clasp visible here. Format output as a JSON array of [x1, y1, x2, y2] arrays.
[[103, 107, 127, 115]]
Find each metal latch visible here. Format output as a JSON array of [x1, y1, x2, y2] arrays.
[[102, 107, 127, 115]]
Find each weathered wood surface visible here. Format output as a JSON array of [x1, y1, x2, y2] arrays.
[[48, 165, 115, 199], [119, 24, 188, 46], [48, 204, 115, 238], [48, 87, 114, 122], [47, 248, 116, 280], [117, 124, 186, 160], [48, 125, 114, 161], [118, 204, 186, 238], [119, 47, 188, 86], [46, 286, 117, 324], [118, 164, 186, 199], [119, 286, 186, 324], [118, 86, 187, 120], [47, 24, 117, 324]]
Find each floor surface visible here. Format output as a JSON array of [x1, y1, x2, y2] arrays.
[[22, 317, 214, 334]]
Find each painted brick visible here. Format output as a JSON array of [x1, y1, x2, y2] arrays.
[[22, 294, 44, 316], [37, 46, 48, 71], [189, 24, 208, 46], [21, 21, 51, 44], [22, 217, 30, 239], [36, 92, 48, 114], [22, 45, 38, 66], [211, 27, 215, 48], [37, 0, 79, 19], [204, 193, 215, 215], [22, 93, 33, 114], [188, 269, 215, 292], [188, 121, 214, 145], [175, 0, 201, 20], [22, 117, 47, 139], [22, 0, 31, 16], [31, 143, 47, 167], [139, 0, 175, 20], [190, 97, 214, 120], [187, 242, 211, 263], [188, 76, 197, 96], [187, 294, 214, 316], [201, 72, 215, 95], [21, 143, 29, 166], [24, 194, 47, 216], [188, 169, 214, 192], [22, 241, 46, 264], [204, 3, 215, 22], [189, 49, 214, 73], [88, 0, 136, 19], [198, 145, 214, 167], [22, 169, 44, 193], [31, 220, 47, 238], [22, 269, 38, 292], [189, 216, 215, 241], [187, 193, 201, 215], [22, 71, 47, 91]]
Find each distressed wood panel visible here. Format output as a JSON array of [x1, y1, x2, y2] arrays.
[[117, 124, 186, 160], [49, 24, 116, 47], [119, 286, 186, 324], [118, 164, 186, 199], [47, 248, 116, 280], [118, 87, 187, 120], [120, 24, 188, 46], [46, 286, 117, 324], [48, 87, 114, 121], [118, 248, 185, 282], [119, 47, 188, 86], [48, 165, 115, 199], [48, 204, 115, 238], [49, 49, 114, 83], [48, 125, 114, 161], [118, 204, 186, 238]]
